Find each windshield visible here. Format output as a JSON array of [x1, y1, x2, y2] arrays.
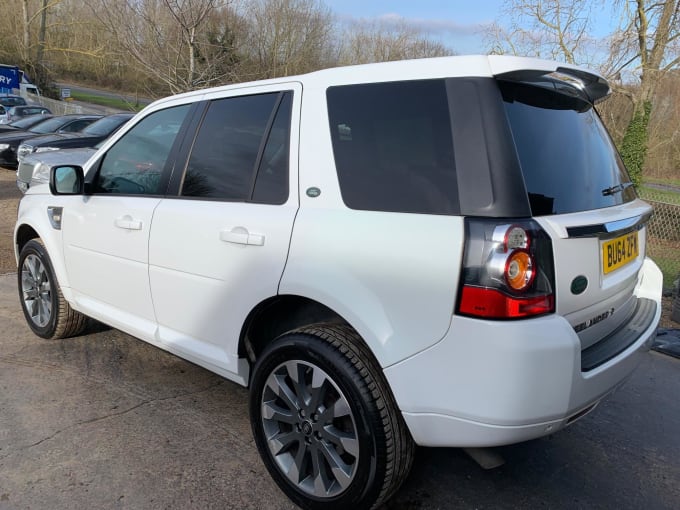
[[30, 117, 71, 134], [11, 115, 51, 129], [82, 115, 128, 136], [501, 81, 635, 216], [0, 96, 26, 107]]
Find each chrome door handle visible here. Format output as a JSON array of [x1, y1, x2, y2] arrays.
[[220, 227, 265, 246], [114, 215, 143, 230]]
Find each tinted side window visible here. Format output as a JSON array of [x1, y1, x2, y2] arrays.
[[94, 104, 190, 195], [327, 80, 457, 215], [182, 93, 279, 200], [252, 92, 292, 204]]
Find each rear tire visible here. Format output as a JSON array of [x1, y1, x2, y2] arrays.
[[18, 239, 87, 339], [249, 324, 414, 510]]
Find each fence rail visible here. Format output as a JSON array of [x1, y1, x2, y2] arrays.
[[17, 89, 124, 116]]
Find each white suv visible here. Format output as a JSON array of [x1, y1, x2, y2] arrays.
[[14, 55, 662, 510]]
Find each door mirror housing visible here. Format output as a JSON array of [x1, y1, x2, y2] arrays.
[[50, 165, 84, 195]]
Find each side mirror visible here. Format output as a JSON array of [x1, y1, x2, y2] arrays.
[[49, 165, 84, 195]]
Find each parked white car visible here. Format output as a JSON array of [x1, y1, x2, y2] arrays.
[[14, 55, 662, 510]]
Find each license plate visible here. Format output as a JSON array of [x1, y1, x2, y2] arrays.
[[602, 231, 639, 274]]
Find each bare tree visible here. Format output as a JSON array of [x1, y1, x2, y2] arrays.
[[487, 0, 679, 184], [486, 0, 595, 64], [603, 0, 680, 184], [87, 0, 238, 95], [163, 0, 220, 87], [240, 0, 335, 79], [604, 1, 680, 105], [337, 19, 452, 65], [16, 0, 65, 89]]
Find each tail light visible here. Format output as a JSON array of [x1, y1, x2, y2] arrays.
[[457, 218, 555, 319]]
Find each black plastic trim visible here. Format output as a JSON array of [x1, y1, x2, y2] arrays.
[[566, 211, 653, 238], [581, 297, 657, 371], [248, 92, 284, 200], [446, 78, 532, 218], [165, 101, 210, 196]]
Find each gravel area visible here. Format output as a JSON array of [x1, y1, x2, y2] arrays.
[[0, 169, 20, 274]]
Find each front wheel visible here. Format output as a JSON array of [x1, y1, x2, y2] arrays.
[[18, 239, 87, 339], [249, 324, 414, 510]]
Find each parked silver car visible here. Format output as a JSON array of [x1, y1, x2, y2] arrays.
[[16, 146, 97, 193]]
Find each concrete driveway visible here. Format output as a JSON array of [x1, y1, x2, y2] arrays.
[[1, 273, 679, 509]]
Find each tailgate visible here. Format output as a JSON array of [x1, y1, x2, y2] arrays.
[[536, 200, 654, 353]]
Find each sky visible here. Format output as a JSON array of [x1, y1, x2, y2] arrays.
[[325, 0, 620, 56]]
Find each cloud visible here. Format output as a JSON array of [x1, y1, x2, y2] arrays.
[[336, 12, 488, 38], [379, 13, 486, 36]]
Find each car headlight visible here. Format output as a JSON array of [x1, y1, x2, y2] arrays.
[[33, 162, 52, 184], [17, 145, 33, 159], [34, 147, 60, 153], [0, 143, 9, 150]]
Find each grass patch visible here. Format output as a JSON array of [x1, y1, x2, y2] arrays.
[[639, 186, 680, 205], [648, 237, 680, 289], [70, 91, 145, 112]]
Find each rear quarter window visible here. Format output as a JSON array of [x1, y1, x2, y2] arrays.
[[327, 80, 458, 215]]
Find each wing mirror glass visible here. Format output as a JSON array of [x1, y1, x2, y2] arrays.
[[50, 165, 84, 195]]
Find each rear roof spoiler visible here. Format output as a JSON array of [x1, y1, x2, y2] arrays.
[[488, 56, 610, 104], [494, 67, 610, 104]]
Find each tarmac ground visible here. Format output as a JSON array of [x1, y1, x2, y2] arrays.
[[1, 271, 679, 510]]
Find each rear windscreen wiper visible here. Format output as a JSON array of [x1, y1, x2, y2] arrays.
[[602, 182, 633, 196]]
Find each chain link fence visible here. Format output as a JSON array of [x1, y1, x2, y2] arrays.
[[639, 186, 680, 293]]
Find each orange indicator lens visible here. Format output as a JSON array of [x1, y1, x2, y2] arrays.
[[505, 250, 534, 291]]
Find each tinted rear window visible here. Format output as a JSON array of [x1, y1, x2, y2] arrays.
[[327, 80, 458, 215], [501, 81, 635, 215]]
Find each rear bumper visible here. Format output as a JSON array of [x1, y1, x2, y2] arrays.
[[384, 258, 662, 447]]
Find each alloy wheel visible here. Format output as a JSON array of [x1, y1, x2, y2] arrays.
[[260, 359, 360, 498], [21, 253, 52, 327]]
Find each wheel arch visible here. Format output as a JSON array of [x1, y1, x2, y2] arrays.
[[15, 223, 40, 260], [14, 219, 72, 298], [239, 295, 375, 378]]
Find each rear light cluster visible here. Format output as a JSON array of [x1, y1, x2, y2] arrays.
[[457, 219, 555, 319]]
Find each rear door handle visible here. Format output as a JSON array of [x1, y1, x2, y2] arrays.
[[114, 215, 143, 230], [220, 227, 265, 246]]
